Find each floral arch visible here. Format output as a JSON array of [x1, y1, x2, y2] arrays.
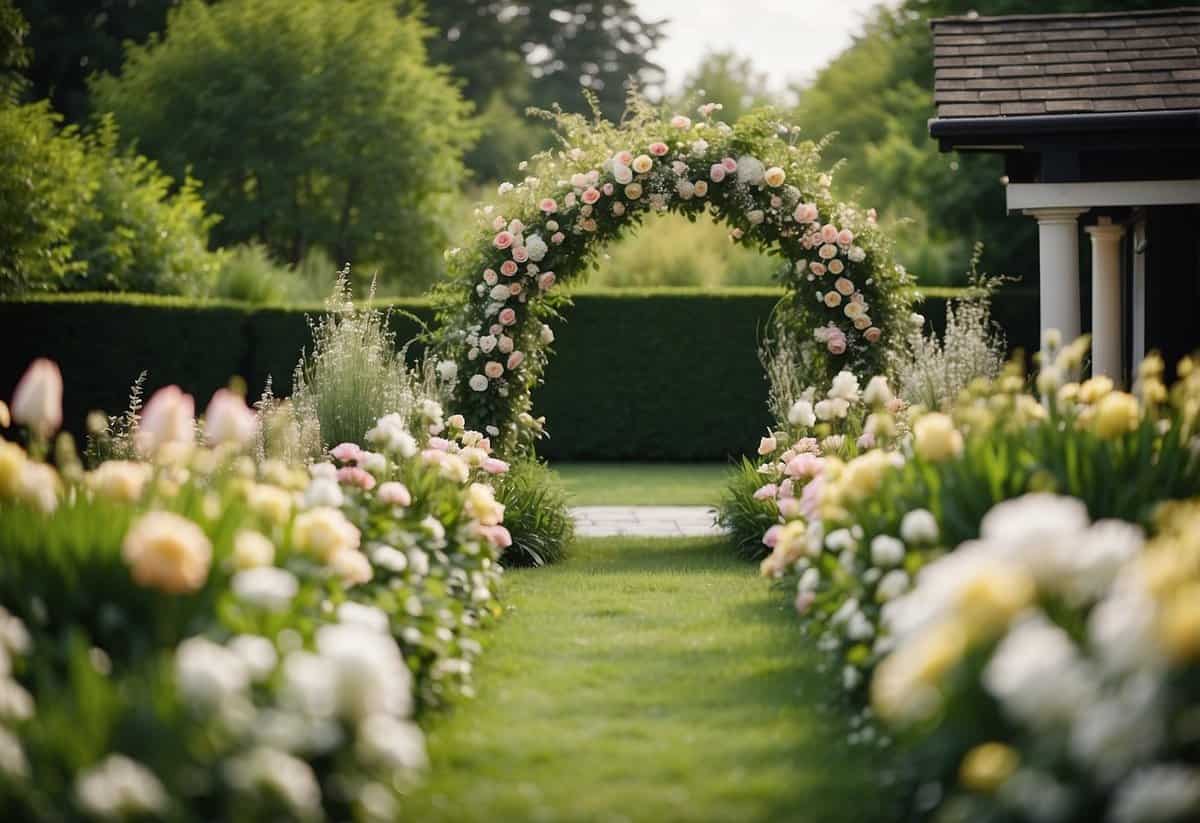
[[431, 99, 914, 455]]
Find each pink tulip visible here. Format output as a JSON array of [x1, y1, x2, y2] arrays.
[[11, 358, 63, 437]]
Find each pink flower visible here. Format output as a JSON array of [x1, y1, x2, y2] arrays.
[[498, 335, 514, 354], [670, 114, 692, 129], [538, 272, 556, 291], [758, 435, 777, 455], [551, 232, 565, 244], [794, 437, 819, 454], [615, 150, 633, 166], [11, 358, 63, 437], [490, 324, 503, 336], [779, 498, 803, 518], [512, 246, 529, 263], [835, 277, 855, 296], [721, 157, 738, 172], [763, 524, 782, 549], [484, 361, 504, 379], [795, 590, 815, 614], [857, 432, 876, 450], [709, 164, 726, 182], [649, 141, 669, 156], [865, 327, 882, 343], [509, 219, 524, 234], [507, 351, 525, 370], [492, 215, 506, 231], [540, 198, 558, 213], [753, 483, 778, 501], [204, 388, 256, 447], [809, 262, 827, 276], [494, 230, 514, 249], [838, 228, 854, 246], [800, 475, 824, 520], [499, 260, 518, 277], [483, 457, 509, 475], [827, 332, 847, 355], [582, 187, 601, 205], [509, 283, 523, 296], [480, 524, 512, 549], [337, 466, 376, 490], [820, 224, 839, 244], [602, 182, 614, 196], [428, 436, 451, 451], [136, 386, 194, 455], [483, 268, 498, 285], [377, 481, 412, 506], [331, 442, 364, 463], [785, 453, 825, 479]]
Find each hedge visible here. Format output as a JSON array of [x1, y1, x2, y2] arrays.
[[0, 287, 1039, 460]]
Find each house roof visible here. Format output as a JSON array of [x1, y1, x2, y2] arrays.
[[931, 6, 1200, 120]]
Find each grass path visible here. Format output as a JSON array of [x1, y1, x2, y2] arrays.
[[403, 537, 891, 822], [552, 463, 730, 506]]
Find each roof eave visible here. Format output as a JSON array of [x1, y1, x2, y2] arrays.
[[929, 109, 1200, 151]]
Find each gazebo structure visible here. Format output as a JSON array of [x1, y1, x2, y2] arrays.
[[929, 6, 1200, 380]]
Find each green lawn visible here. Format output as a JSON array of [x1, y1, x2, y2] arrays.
[[552, 462, 730, 506], [403, 537, 895, 823]]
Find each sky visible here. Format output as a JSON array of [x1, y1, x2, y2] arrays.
[[635, 0, 895, 98]]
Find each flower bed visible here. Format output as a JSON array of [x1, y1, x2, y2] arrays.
[[739, 336, 1200, 821], [0, 358, 514, 820]]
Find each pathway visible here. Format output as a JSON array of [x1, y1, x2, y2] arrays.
[[570, 505, 725, 538], [402, 536, 891, 823]]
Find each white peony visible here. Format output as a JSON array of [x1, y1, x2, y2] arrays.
[[828, 370, 861, 402], [899, 509, 938, 545], [232, 568, 299, 612], [525, 234, 548, 262], [788, 399, 816, 427], [870, 535, 905, 568], [736, 155, 765, 185]]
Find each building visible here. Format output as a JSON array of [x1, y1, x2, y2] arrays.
[[929, 6, 1200, 380]]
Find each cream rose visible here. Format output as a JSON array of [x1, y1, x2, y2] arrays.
[[292, 506, 360, 562], [122, 511, 213, 594], [913, 413, 964, 462]]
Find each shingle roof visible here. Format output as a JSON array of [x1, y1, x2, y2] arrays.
[[931, 6, 1200, 119]]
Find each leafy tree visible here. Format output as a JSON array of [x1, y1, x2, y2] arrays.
[[15, 0, 179, 121], [92, 0, 474, 291], [674, 50, 776, 124], [1, 0, 28, 102]]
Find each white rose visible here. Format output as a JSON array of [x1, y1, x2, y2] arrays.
[[899, 509, 939, 544], [788, 399, 816, 428], [469, 374, 489, 392], [736, 155, 765, 185], [540, 325, 555, 344], [525, 234, 548, 262], [869, 534, 905, 567], [478, 335, 497, 353]]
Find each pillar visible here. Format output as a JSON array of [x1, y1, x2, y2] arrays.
[[1025, 207, 1087, 344], [1086, 217, 1126, 379]]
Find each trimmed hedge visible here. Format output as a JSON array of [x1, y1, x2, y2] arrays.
[[0, 287, 1039, 460]]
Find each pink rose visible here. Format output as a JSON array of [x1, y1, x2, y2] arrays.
[[499, 260, 518, 277], [763, 524, 782, 549], [649, 142, 669, 156], [492, 215, 507, 231], [499, 308, 517, 326], [483, 457, 509, 475], [602, 182, 614, 196], [615, 150, 634, 166], [377, 481, 412, 506], [800, 475, 824, 520], [428, 436, 451, 451], [331, 442, 364, 464], [540, 198, 557, 213], [484, 361, 504, 379], [721, 157, 738, 172], [507, 351, 525, 370], [494, 230, 514, 249], [670, 114, 691, 129], [820, 224, 839, 243], [835, 277, 855, 296], [753, 483, 778, 501], [809, 262, 827, 276], [827, 333, 847, 355], [538, 272, 556, 291], [337, 466, 376, 490], [582, 187, 601, 204], [509, 283, 522, 296], [509, 219, 524, 234], [551, 232, 565, 244], [709, 164, 726, 183], [512, 246, 529, 263], [785, 453, 825, 479], [838, 228, 854, 246], [497, 335, 514, 354], [865, 327, 882, 343], [480, 524, 512, 549]]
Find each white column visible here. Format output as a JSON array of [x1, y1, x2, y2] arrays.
[[1085, 218, 1127, 380], [1025, 207, 1087, 343]]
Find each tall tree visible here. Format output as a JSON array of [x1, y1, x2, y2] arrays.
[[93, 0, 474, 290], [674, 50, 775, 124]]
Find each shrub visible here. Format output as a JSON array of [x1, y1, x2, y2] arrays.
[[92, 0, 474, 293], [716, 457, 779, 560], [492, 458, 574, 567]]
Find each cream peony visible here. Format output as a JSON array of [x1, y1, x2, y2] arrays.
[[87, 460, 151, 503], [292, 506, 360, 562], [631, 154, 653, 174], [764, 166, 786, 187], [329, 550, 372, 586], [788, 399, 816, 428], [122, 511, 213, 594], [913, 413, 964, 462], [232, 529, 275, 570], [464, 482, 505, 526]]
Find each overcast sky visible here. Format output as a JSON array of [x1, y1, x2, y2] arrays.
[[636, 0, 895, 98]]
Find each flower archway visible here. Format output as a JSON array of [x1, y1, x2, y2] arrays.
[[432, 98, 913, 455]]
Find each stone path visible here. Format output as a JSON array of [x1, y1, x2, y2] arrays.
[[570, 505, 725, 538]]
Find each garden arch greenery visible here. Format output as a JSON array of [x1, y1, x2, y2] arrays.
[[432, 98, 914, 455]]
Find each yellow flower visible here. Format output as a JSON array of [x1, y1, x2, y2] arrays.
[[245, 483, 293, 526], [1078, 375, 1114, 405], [0, 441, 27, 499], [1093, 391, 1140, 439], [292, 506, 360, 562], [463, 483, 504, 527], [232, 529, 275, 570], [913, 413, 963, 462], [122, 511, 212, 594], [840, 450, 891, 502], [957, 567, 1035, 641], [0, 400, 9, 428], [960, 743, 1019, 793], [87, 461, 152, 504], [1158, 584, 1200, 663], [760, 521, 807, 577]]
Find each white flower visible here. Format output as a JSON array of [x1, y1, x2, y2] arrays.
[[469, 374, 489, 392], [76, 755, 168, 819], [798, 567, 820, 592], [303, 476, 344, 509], [371, 544, 409, 573], [846, 611, 874, 641], [228, 635, 278, 682], [436, 360, 458, 381], [842, 665, 862, 691], [876, 570, 909, 602], [984, 612, 1096, 730], [1070, 673, 1164, 781], [225, 747, 322, 819], [365, 413, 417, 458], [788, 399, 816, 427], [1109, 765, 1200, 823], [814, 398, 849, 421], [540, 324, 555, 344], [691, 138, 709, 154], [736, 155, 765, 185], [862, 375, 892, 407], [176, 636, 251, 706], [870, 535, 905, 568], [1088, 587, 1159, 672], [204, 388, 257, 447], [489, 285, 510, 302], [357, 715, 428, 771], [232, 568, 299, 612], [337, 602, 390, 634], [0, 728, 27, 780], [747, 209, 765, 225], [848, 246, 866, 263], [315, 624, 413, 720], [0, 678, 33, 723], [11, 358, 63, 436], [828, 370, 861, 402], [899, 509, 938, 545], [826, 528, 857, 553], [525, 234, 548, 262]]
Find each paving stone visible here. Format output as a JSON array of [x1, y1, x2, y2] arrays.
[[571, 506, 726, 538]]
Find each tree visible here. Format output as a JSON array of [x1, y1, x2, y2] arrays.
[[92, 0, 474, 291], [674, 51, 776, 124], [1, 0, 28, 102]]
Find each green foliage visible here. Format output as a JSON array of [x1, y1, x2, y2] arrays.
[[92, 0, 473, 293], [716, 457, 779, 560], [492, 458, 573, 567], [674, 51, 776, 125], [210, 243, 336, 306], [1, 0, 28, 102], [554, 462, 728, 506]]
